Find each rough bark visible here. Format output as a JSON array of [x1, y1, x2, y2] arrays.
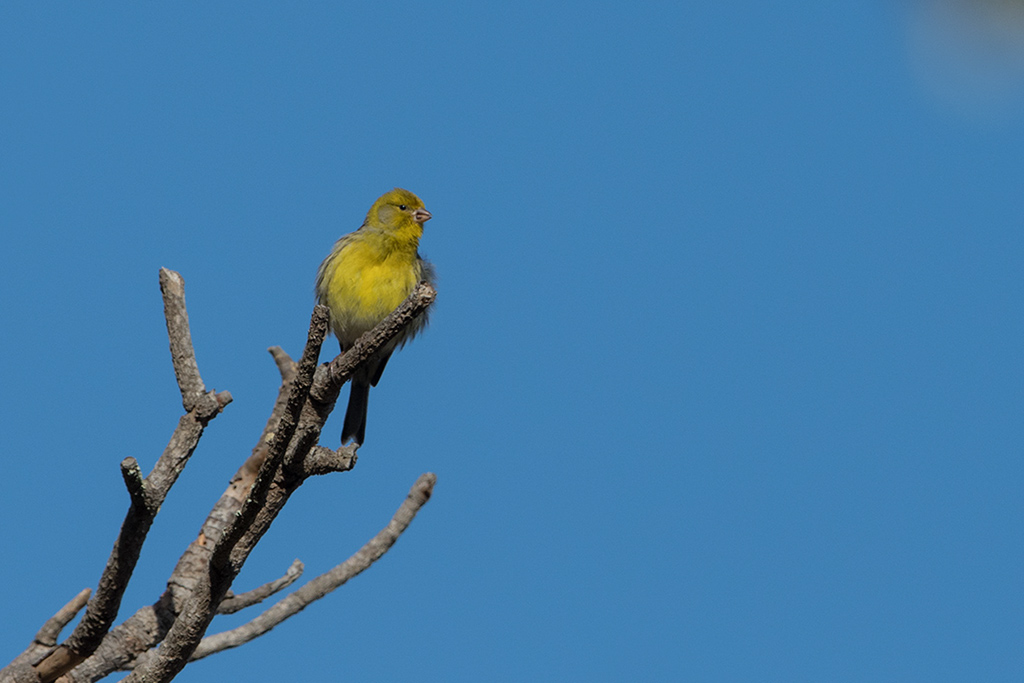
[[0, 271, 438, 683]]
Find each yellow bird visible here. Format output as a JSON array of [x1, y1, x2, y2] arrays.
[[315, 188, 435, 445]]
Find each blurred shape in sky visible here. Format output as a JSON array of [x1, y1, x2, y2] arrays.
[[908, 0, 1024, 118]]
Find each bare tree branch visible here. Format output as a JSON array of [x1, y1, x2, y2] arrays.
[[217, 560, 304, 615], [119, 459, 148, 514], [248, 348, 297, 474], [228, 285, 437, 574], [7, 590, 93, 671], [47, 601, 170, 682], [323, 282, 437, 397], [120, 306, 330, 683], [15, 269, 232, 683], [268, 346, 297, 383], [159, 268, 205, 412], [37, 590, 94, 648], [287, 282, 438, 473], [2, 277, 438, 683], [300, 446, 358, 477], [143, 391, 231, 499], [192, 473, 436, 659]]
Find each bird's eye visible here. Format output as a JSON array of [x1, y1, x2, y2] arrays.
[[398, 204, 407, 210]]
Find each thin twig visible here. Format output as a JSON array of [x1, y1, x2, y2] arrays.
[[192, 474, 436, 660], [36, 589, 93, 647], [218, 560, 304, 615], [250, 348, 297, 472], [5, 589, 93, 671], [268, 346, 297, 383], [144, 391, 231, 498]]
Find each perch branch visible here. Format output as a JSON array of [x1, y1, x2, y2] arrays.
[[231, 285, 436, 571], [325, 282, 437, 394], [8, 282, 436, 683], [289, 282, 437, 469]]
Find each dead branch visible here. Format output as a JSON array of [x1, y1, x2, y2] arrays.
[[119, 459, 148, 515], [120, 304, 330, 683], [0, 275, 438, 683], [190, 473, 436, 660], [159, 268, 206, 411], [299, 445, 358, 477], [14, 270, 232, 683], [268, 345, 297, 383], [7, 590, 92, 671], [218, 560, 305, 615], [285, 282, 438, 475], [36, 591, 94, 649]]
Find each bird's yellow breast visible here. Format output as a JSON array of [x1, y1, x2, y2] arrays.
[[321, 233, 422, 344]]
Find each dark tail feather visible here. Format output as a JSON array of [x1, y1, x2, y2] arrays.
[[369, 350, 393, 387], [341, 377, 370, 446]]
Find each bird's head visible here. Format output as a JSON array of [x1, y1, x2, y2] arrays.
[[366, 188, 432, 232]]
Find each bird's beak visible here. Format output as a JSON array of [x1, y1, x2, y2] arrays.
[[413, 208, 432, 224]]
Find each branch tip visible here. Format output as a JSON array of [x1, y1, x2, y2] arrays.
[[120, 458, 148, 513], [34, 588, 92, 647], [413, 472, 437, 500], [191, 473, 438, 661], [217, 559, 306, 615], [160, 266, 206, 410], [268, 346, 297, 383], [301, 445, 358, 477]]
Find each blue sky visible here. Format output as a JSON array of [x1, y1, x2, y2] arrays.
[[2, 2, 1023, 681]]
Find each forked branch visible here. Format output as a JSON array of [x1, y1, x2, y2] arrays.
[[0, 274, 438, 683], [191, 473, 436, 660], [12, 269, 231, 683], [218, 560, 305, 615]]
